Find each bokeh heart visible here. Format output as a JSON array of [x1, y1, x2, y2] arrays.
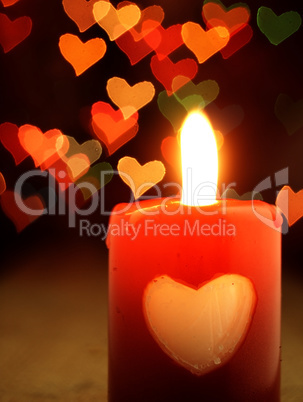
[[91, 101, 139, 155], [18, 125, 67, 168], [202, 1, 252, 58], [56, 135, 102, 181], [274, 94, 303, 135], [202, 1, 250, 35], [59, 34, 107, 76], [118, 156, 166, 199], [173, 79, 220, 111], [219, 23, 253, 59], [1, 0, 20, 6], [0, 122, 29, 165], [276, 186, 303, 226], [62, 0, 102, 32], [205, 103, 244, 135], [182, 22, 230, 64], [106, 77, 155, 119], [93, 1, 141, 41], [144, 23, 183, 60], [115, 30, 155, 65], [76, 162, 114, 200], [0, 172, 6, 195], [0, 13, 32, 53], [0, 190, 45, 232], [157, 90, 188, 132], [128, 4, 164, 41], [150, 55, 198, 95], [143, 274, 256, 375], [257, 7, 302, 45]]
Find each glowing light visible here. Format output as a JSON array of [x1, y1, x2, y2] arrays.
[[181, 112, 218, 206]]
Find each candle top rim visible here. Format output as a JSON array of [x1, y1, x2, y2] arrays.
[[110, 197, 282, 225]]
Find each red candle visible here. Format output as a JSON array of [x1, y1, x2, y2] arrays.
[[107, 113, 282, 401]]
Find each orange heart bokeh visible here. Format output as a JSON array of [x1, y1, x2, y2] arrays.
[[182, 22, 230, 64], [18, 125, 67, 168], [59, 34, 107, 76], [91, 101, 139, 155], [62, 0, 103, 32], [106, 77, 155, 119], [93, 1, 141, 41], [1, 0, 20, 6], [276, 186, 303, 226], [202, 2, 250, 35]]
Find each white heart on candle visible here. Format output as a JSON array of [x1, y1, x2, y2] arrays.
[[143, 274, 256, 375]]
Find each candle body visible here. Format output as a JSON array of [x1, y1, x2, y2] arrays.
[[107, 199, 282, 402]]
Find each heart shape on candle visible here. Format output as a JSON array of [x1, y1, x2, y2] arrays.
[[202, 2, 250, 35], [118, 156, 165, 199], [257, 7, 302, 45], [0, 191, 45, 232], [62, 0, 102, 32], [106, 77, 155, 119], [0, 13, 32, 53], [93, 1, 141, 41], [276, 185, 303, 226], [91, 101, 139, 155], [0, 122, 29, 165], [18, 125, 67, 168], [182, 22, 230, 64], [274, 94, 303, 136], [59, 34, 107, 76], [143, 274, 256, 375], [0, 172, 6, 195], [150, 55, 198, 95]]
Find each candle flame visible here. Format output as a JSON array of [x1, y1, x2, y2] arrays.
[[181, 112, 218, 206]]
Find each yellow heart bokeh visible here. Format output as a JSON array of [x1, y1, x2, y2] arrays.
[[93, 1, 141, 41], [118, 156, 165, 199], [107, 77, 155, 119]]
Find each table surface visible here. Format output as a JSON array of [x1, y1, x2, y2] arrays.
[[0, 239, 302, 402]]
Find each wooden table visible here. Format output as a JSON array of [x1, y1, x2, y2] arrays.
[[0, 238, 302, 401]]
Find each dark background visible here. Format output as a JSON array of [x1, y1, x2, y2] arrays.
[[1, 0, 303, 267], [0, 1, 303, 399]]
